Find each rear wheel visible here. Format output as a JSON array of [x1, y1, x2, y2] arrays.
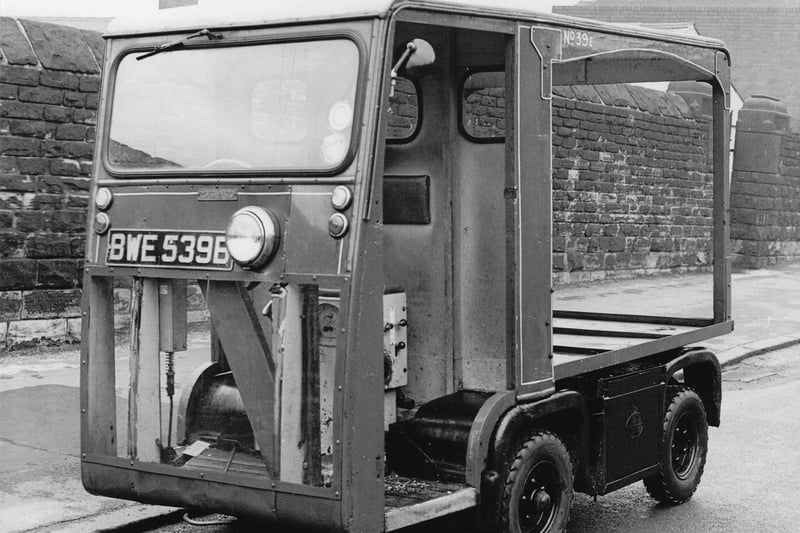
[[644, 387, 708, 504], [500, 431, 573, 533]]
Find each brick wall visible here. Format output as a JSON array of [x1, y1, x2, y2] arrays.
[[463, 81, 713, 283], [551, 85, 713, 283], [0, 19, 739, 349], [0, 18, 102, 349]]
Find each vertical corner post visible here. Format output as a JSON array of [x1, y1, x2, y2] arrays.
[[83, 275, 117, 456], [712, 53, 732, 323], [506, 25, 561, 398]]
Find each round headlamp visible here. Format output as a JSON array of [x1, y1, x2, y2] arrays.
[[225, 206, 280, 268], [95, 187, 113, 210]]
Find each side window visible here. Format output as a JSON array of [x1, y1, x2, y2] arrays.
[[387, 77, 420, 142], [461, 71, 505, 141]]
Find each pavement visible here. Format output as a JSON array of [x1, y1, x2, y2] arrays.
[[1, 261, 800, 532], [554, 261, 800, 367]]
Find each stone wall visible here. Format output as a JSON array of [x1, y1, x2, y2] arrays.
[[0, 19, 776, 350], [731, 135, 800, 267], [551, 85, 713, 283], [464, 81, 713, 283], [0, 18, 102, 349]]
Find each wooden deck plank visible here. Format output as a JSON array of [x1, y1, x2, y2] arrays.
[[553, 320, 734, 379], [128, 279, 162, 462], [385, 487, 477, 531], [86, 277, 116, 456], [554, 333, 645, 351], [553, 317, 695, 336], [384, 475, 466, 506]]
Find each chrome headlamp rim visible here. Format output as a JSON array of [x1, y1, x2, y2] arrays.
[[225, 206, 281, 269]]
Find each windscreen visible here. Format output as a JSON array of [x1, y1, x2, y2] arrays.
[[107, 39, 360, 173]]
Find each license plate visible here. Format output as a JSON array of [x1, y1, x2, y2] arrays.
[[105, 230, 233, 270]]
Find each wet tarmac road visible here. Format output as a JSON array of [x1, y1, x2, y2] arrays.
[[134, 345, 800, 533]]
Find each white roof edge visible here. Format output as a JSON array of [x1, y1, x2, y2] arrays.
[[104, 0, 728, 53], [106, 0, 395, 36]]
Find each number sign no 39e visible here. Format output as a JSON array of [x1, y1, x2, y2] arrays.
[[563, 29, 593, 48]]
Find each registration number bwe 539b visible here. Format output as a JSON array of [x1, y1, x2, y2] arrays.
[[106, 230, 233, 270]]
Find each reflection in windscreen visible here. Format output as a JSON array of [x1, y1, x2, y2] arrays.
[[108, 39, 359, 172]]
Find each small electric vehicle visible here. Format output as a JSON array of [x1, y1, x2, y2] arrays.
[[81, 2, 732, 531]]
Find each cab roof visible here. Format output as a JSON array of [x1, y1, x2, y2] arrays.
[[105, 0, 726, 53]]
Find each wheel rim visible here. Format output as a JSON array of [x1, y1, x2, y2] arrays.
[[518, 459, 562, 533], [671, 411, 699, 480]]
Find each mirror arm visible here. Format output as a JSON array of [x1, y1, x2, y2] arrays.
[[390, 42, 418, 97]]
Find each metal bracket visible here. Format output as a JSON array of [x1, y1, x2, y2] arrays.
[[715, 51, 731, 110], [529, 26, 563, 100]]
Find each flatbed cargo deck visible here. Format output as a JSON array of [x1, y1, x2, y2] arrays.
[[552, 312, 733, 379]]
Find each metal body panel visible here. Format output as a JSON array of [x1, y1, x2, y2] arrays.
[[508, 24, 556, 395], [599, 368, 663, 489], [335, 18, 389, 530], [87, 186, 353, 278], [465, 390, 516, 488], [381, 24, 454, 404], [712, 68, 732, 324], [106, 0, 728, 63], [452, 91, 508, 392], [284, 188, 351, 275], [81, 462, 341, 530]]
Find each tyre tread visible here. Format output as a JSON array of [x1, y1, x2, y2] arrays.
[[498, 430, 573, 533], [643, 387, 708, 505]]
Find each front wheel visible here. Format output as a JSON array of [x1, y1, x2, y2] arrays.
[[500, 431, 573, 533], [643, 387, 708, 504]]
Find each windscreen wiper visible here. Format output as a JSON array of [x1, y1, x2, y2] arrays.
[[137, 28, 223, 61]]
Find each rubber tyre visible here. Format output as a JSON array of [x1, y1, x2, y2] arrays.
[[643, 387, 708, 504], [500, 431, 573, 533]]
